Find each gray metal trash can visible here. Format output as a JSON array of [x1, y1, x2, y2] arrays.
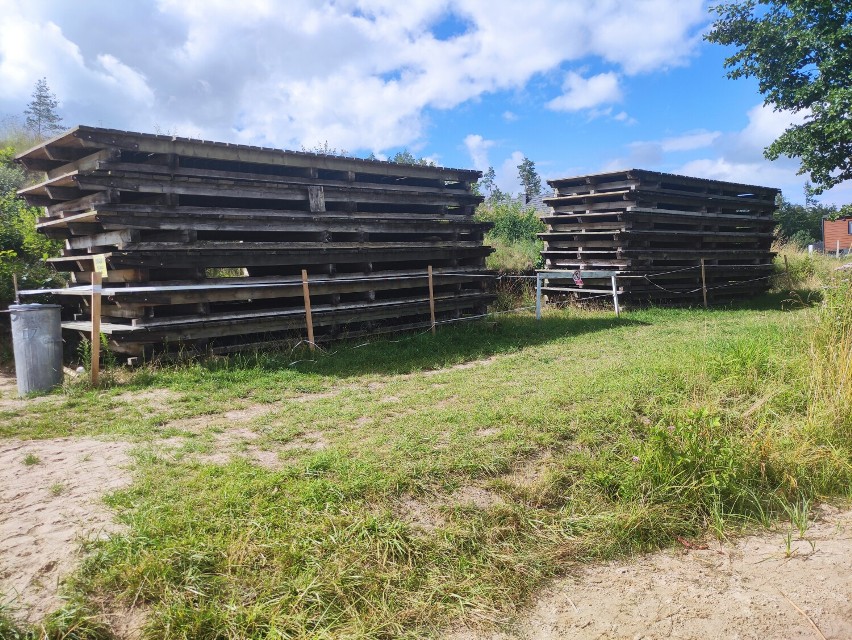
[[9, 304, 64, 396]]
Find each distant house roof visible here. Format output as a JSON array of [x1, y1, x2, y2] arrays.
[[515, 192, 554, 214]]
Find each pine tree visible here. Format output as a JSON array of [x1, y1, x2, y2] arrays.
[[517, 156, 542, 203], [24, 78, 64, 139]]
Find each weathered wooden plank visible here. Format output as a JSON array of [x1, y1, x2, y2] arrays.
[[66, 229, 137, 250], [13, 126, 478, 183]]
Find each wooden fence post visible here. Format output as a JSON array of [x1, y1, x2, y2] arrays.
[[301, 269, 315, 351], [700, 258, 708, 308], [427, 265, 436, 334], [12, 273, 19, 304], [91, 272, 102, 385]]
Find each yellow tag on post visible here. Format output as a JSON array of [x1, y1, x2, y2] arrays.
[[92, 254, 108, 278]]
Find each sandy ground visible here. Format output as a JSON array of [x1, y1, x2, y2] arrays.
[[0, 437, 131, 623], [448, 504, 852, 640]]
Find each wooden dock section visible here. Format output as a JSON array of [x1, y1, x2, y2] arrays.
[[540, 169, 778, 305], [16, 126, 494, 356]]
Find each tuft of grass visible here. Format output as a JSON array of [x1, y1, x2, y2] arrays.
[[49, 482, 66, 497], [23, 453, 40, 466]]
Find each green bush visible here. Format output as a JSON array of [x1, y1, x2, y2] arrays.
[[0, 138, 65, 307], [476, 198, 545, 272], [476, 198, 545, 244], [0, 191, 64, 306]]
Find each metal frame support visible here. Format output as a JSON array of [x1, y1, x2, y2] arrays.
[[535, 272, 543, 320], [536, 270, 622, 320], [610, 275, 620, 318]]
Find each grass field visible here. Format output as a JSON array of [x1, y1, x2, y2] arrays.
[[2, 255, 851, 639]]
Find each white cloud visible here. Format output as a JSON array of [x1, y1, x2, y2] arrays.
[[502, 110, 518, 122], [0, 0, 707, 152], [463, 134, 495, 170], [614, 111, 637, 125], [596, 105, 833, 202], [96, 54, 155, 106], [546, 71, 622, 112], [496, 150, 525, 195], [660, 130, 721, 152], [670, 104, 842, 203]]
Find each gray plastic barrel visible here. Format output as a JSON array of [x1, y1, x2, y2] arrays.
[[9, 304, 64, 396]]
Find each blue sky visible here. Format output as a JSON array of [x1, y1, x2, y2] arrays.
[[1, 0, 848, 204]]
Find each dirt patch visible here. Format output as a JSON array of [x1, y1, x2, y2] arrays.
[[104, 604, 149, 640], [154, 427, 283, 469], [0, 371, 62, 412], [421, 356, 500, 377], [505, 451, 553, 488], [292, 390, 340, 403], [449, 486, 503, 509], [395, 486, 504, 531], [475, 427, 500, 438], [112, 388, 180, 414], [446, 506, 852, 640], [223, 405, 276, 422], [394, 496, 444, 532], [0, 438, 131, 623], [282, 430, 329, 451]]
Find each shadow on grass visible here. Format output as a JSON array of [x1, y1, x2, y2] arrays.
[[217, 313, 648, 379], [723, 290, 823, 312]]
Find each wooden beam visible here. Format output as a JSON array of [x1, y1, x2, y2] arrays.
[[301, 269, 315, 351]]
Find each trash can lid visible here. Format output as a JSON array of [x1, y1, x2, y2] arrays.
[[8, 304, 62, 311]]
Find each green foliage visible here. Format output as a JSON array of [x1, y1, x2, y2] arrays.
[[476, 198, 544, 244], [388, 148, 435, 166], [630, 411, 746, 507], [475, 166, 497, 199], [773, 194, 835, 245], [301, 140, 350, 157], [0, 146, 26, 193], [706, 1, 852, 193], [517, 156, 542, 201], [809, 272, 852, 435], [0, 191, 64, 306], [24, 78, 64, 139], [476, 198, 545, 272], [485, 237, 543, 272], [0, 135, 64, 306]]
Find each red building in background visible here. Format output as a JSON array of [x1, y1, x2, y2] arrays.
[[823, 216, 852, 254]]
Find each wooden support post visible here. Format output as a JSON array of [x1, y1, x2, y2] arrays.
[[427, 265, 436, 335], [91, 271, 102, 385], [700, 258, 708, 308], [12, 273, 19, 304], [535, 273, 543, 320], [301, 269, 315, 351], [610, 274, 620, 318], [783, 254, 794, 291], [837, 239, 841, 258]]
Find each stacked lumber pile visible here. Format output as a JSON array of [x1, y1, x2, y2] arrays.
[[16, 126, 493, 357], [540, 169, 778, 304]]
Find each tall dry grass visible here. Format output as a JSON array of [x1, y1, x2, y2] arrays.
[[808, 272, 852, 434]]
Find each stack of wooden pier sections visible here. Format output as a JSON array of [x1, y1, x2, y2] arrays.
[[16, 126, 494, 356], [540, 169, 778, 304]]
